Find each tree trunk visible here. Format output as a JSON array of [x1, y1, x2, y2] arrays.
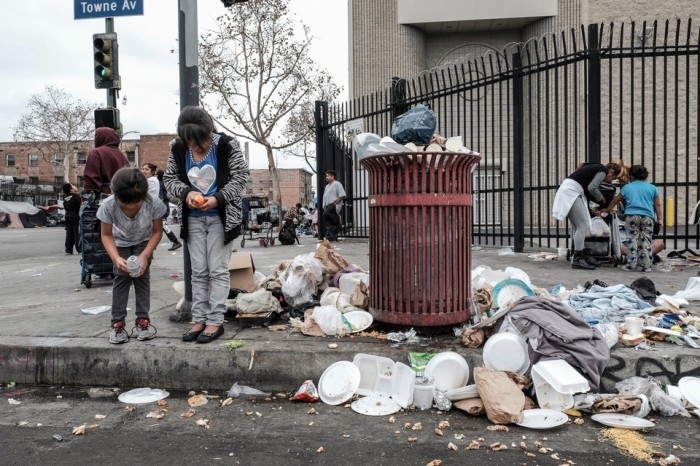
[[265, 146, 283, 231]]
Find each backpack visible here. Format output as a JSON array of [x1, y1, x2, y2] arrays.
[[278, 226, 296, 245]]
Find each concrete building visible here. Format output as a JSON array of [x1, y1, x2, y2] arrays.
[[349, 0, 698, 98]]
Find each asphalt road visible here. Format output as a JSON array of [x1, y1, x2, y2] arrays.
[[1, 385, 697, 466]]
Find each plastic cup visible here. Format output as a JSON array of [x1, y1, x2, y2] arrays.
[[413, 376, 434, 410]]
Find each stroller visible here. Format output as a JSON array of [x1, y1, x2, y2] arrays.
[[79, 198, 114, 288], [567, 182, 625, 267]]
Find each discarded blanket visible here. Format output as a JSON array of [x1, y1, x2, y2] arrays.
[[564, 283, 656, 323], [504, 296, 610, 391]]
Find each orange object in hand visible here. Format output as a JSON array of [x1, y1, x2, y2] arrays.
[[192, 193, 205, 207]]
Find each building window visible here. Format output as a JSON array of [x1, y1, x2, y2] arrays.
[[6, 154, 15, 167], [28, 153, 39, 167], [54, 176, 63, 187], [125, 150, 136, 165], [54, 153, 65, 165], [29, 176, 39, 184], [77, 152, 87, 165], [77, 176, 84, 187]]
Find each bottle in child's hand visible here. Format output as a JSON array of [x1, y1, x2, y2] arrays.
[[126, 256, 141, 277]]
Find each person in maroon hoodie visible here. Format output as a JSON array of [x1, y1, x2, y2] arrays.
[[82, 127, 130, 195]]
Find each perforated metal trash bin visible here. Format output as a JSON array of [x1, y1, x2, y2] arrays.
[[360, 151, 481, 326]]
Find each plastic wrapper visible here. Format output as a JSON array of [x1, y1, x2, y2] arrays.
[[290, 380, 319, 402], [593, 322, 619, 349], [311, 305, 346, 336], [408, 352, 435, 374], [279, 253, 324, 306], [387, 328, 421, 344], [226, 383, 271, 398], [615, 376, 690, 417]]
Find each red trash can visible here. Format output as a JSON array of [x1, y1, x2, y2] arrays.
[[360, 151, 481, 326]]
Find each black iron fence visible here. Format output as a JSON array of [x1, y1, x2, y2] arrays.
[[315, 19, 699, 251]]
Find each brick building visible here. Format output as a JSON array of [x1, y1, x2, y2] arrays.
[[0, 134, 313, 209]]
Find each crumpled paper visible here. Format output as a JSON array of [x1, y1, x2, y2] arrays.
[[474, 367, 525, 424]]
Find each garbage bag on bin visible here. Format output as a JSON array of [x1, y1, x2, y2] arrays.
[[390, 104, 436, 144]]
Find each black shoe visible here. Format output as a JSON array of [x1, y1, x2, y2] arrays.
[[182, 325, 205, 342], [583, 248, 600, 266], [653, 254, 662, 264], [196, 325, 224, 344], [572, 257, 596, 270], [168, 243, 183, 251]]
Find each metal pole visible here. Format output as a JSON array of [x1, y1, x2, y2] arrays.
[[512, 51, 525, 253], [315, 101, 327, 239], [178, 0, 199, 311], [105, 18, 118, 109], [587, 23, 601, 164]]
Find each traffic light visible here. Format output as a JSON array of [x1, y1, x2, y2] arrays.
[[95, 108, 120, 131], [93, 33, 119, 89]]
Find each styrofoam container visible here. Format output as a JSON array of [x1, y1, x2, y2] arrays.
[[531, 359, 590, 411], [352, 353, 416, 408]]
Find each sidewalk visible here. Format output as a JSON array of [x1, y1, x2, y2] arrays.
[[0, 231, 698, 393]]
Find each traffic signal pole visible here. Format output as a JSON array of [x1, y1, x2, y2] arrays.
[[105, 18, 118, 109], [177, 0, 199, 312]]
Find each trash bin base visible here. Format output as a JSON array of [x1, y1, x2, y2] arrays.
[[369, 307, 470, 327]]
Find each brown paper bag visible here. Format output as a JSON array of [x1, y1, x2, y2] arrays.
[[314, 240, 350, 276], [473, 367, 525, 424], [592, 396, 642, 415], [461, 328, 485, 348], [453, 398, 485, 415], [350, 281, 370, 308]]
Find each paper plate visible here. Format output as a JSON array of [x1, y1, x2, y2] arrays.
[[318, 361, 361, 405], [591, 413, 655, 430], [118, 388, 170, 404], [679, 376, 700, 409], [516, 409, 569, 429], [642, 326, 682, 336], [351, 395, 402, 416], [444, 384, 478, 401], [492, 278, 535, 309], [342, 310, 373, 333], [424, 351, 470, 392], [482, 332, 530, 374]]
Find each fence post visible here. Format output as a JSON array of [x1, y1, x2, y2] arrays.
[[315, 100, 328, 238], [391, 77, 408, 120], [512, 51, 525, 252], [587, 23, 601, 164]]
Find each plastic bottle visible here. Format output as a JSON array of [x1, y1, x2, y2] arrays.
[[126, 256, 141, 277]]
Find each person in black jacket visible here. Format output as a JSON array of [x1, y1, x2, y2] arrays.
[[552, 162, 622, 269], [62, 183, 81, 255]]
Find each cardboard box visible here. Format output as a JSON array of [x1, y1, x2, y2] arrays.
[[229, 253, 256, 292]]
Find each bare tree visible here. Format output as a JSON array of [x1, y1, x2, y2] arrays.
[[12, 86, 96, 182], [199, 0, 340, 207], [282, 81, 339, 174]]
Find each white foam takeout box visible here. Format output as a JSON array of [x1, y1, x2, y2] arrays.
[[352, 353, 416, 408], [531, 359, 590, 411]]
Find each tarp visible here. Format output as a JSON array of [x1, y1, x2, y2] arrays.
[[0, 200, 40, 215], [0, 201, 45, 228]]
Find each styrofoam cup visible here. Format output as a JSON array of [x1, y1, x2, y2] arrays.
[[625, 316, 644, 337], [413, 378, 434, 410]]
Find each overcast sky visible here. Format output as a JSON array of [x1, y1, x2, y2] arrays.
[[0, 0, 348, 169]]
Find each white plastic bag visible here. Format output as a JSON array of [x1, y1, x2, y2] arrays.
[[588, 217, 611, 237], [280, 253, 324, 306], [311, 305, 345, 336], [593, 323, 619, 349]]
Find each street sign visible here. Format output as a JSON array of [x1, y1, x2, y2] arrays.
[[74, 0, 144, 20]]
